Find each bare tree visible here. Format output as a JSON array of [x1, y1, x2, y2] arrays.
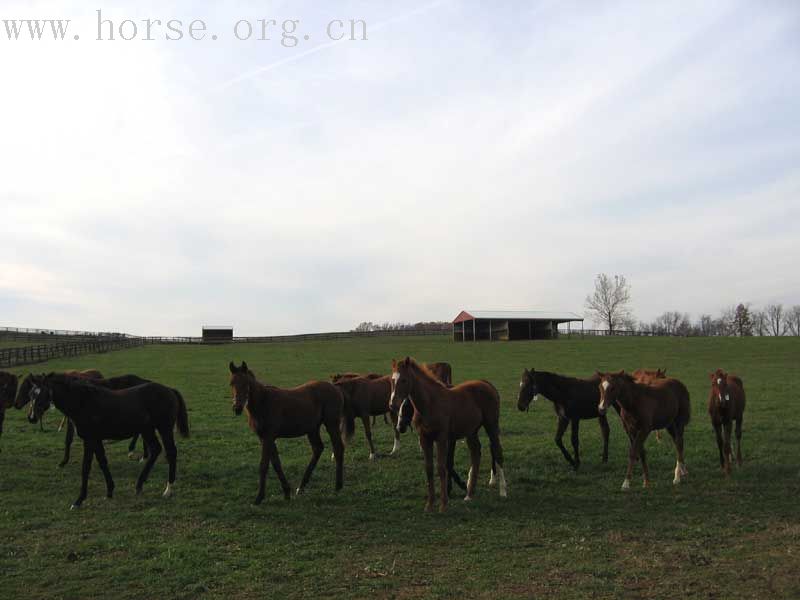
[[653, 311, 691, 336], [785, 305, 800, 336], [585, 274, 633, 332], [751, 310, 768, 336], [697, 314, 714, 336], [766, 303, 785, 336]]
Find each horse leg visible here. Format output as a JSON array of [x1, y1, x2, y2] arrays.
[[723, 421, 733, 476], [668, 424, 687, 484], [60, 419, 75, 468], [435, 436, 449, 513], [447, 438, 467, 493], [268, 440, 292, 500], [421, 435, 435, 512], [622, 430, 643, 490], [485, 422, 507, 497], [598, 415, 610, 463], [128, 434, 140, 460], [159, 428, 178, 498], [735, 417, 743, 466], [135, 430, 162, 495], [464, 433, 481, 501], [639, 440, 651, 488], [72, 440, 96, 509], [570, 419, 581, 471], [554, 417, 576, 468], [362, 416, 377, 460], [298, 430, 324, 495], [712, 422, 725, 471], [324, 418, 345, 491], [389, 411, 401, 455], [94, 441, 115, 499], [254, 437, 273, 505]]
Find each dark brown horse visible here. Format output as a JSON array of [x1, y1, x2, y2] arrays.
[[27, 373, 189, 508], [390, 357, 505, 512], [15, 369, 104, 432], [598, 371, 691, 490], [331, 372, 385, 427], [708, 369, 746, 475], [229, 361, 345, 504], [517, 369, 610, 469], [632, 369, 667, 441], [0, 372, 19, 451], [333, 375, 399, 459]]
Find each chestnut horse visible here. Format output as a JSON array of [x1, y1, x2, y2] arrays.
[[708, 369, 745, 475], [0, 371, 19, 451], [26, 373, 189, 508], [228, 361, 346, 504], [331, 372, 385, 427], [390, 357, 506, 512], [517, 369, 610, 469], [425, 362, 452, 386], [333, 375, 399, 459], [598, 371, 690, 490]]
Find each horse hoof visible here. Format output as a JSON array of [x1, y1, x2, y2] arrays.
[[621, 479, 631, 491], [439, 505, 448, 514], [424, 504, 433, 513], [642, 480, 650, 488], [163, 484, 173, 498], [70, 503, 81, 510], [368, 453, 376, 461], [135, 487, 143, 496], [463, 495, 473, 502], [253, 496, 264, 505], [295, 487, 303, 496]]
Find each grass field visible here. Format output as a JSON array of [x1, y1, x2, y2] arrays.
[[1, 336, 798, 599]]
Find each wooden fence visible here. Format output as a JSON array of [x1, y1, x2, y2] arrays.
[[0, 337, 146, 369]]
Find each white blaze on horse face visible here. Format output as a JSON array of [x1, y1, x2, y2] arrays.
[[601, 380, 610, 391], [396, 397, 409, 432], [717, 378, 722, 386], [390, 372, 399, 405]]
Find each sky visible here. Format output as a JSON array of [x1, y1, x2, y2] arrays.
[[1, 1, 799, 335]]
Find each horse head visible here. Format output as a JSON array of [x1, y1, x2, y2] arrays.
[[710, 369, 731, 404], [517, 368, 538, 412]]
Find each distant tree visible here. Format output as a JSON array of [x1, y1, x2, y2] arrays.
[[585, 274, 633, 333], [751, 310, 768, 336], [785, 305, 800, 336], [697, 314, 714, 336], [653, 311, 691, 336], [353, 322, 375, 332], [766, 304, 785, 336], [733, 303, 753, 337]]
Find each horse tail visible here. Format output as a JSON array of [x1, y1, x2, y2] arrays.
[[173, 388, 190, 438], [334, 385, 355, 443]]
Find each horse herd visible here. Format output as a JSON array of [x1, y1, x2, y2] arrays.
[[0, 359, 746, 512]]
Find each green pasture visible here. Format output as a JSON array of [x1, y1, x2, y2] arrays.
[[1, 336, 798, 599]]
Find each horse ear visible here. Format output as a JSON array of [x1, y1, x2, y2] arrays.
[[241, 361, 249, 372], [709, 372, 715, 380], [391, 358, 397, 368], [229, 361, 237, 374], [403, 356, 411, 366]]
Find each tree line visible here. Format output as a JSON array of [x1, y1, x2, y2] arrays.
[[586, 273, 799, 336]]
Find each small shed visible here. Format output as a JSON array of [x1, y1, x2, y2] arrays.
[[202, 326, 234, 343], [452, 310, 584, 342]]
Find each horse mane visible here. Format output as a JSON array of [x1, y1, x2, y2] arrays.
[[407, 359, 447, 389], [535, 370, 598, 391]]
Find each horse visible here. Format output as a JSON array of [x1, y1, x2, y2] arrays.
[[517, 369, 610, 469], [0, 372, 19, 451], [632, 369, 667, 441], [424, 362, 453, 386], [16, 372, 152, 467], [15, 369, 104, 432], [228, 361, 345, 504], [597, 371, 691, 490], [60, 374, 155, 466], [390, 357, 506, 512], [708, 369, 746, 475], [331, 372, 385, 427], [26, 373, 189, 508], [333, 375, 399, 459]]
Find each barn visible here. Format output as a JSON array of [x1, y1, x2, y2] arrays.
[[452, 310, 584, 341], [202, 326, 234, 343]]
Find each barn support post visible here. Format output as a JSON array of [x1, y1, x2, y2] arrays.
[[473, 319, 476, 343], [581, 321, 584, 338], [528, 320, 532, 340], [489, 319, 492, 342]]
